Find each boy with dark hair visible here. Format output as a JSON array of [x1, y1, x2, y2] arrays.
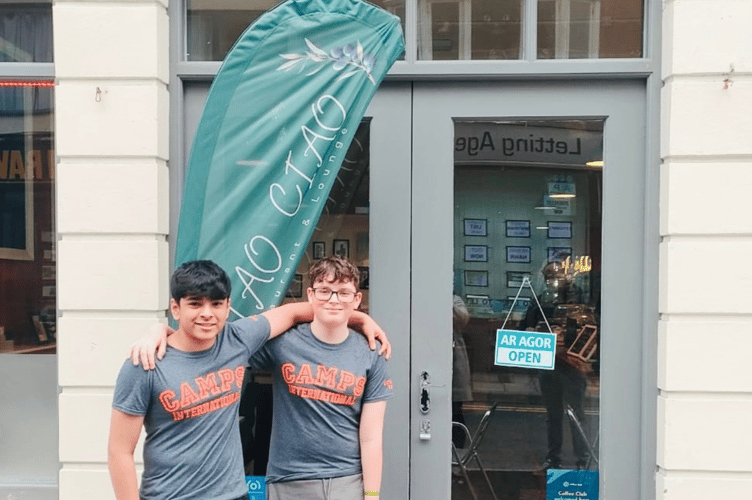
[[108, 260, 387, 500], [251, 256, 391, 499]]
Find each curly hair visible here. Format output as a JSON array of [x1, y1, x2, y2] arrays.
[[309, 255, 360, 290]]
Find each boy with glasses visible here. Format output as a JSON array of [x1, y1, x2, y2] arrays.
[[251, 256, 391, 500]]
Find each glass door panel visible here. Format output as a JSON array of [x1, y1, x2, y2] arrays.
[[452, 119, 603, 498]]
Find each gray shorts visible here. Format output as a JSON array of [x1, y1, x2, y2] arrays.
[[267, 473, 364, 500]]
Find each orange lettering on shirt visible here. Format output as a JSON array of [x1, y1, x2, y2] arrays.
[[295, 363, 315, 385], [315, 364, 339, 388], [159, 389, 180, 412], [179, 382, 200, 407], [281, 363, 296, 384], [195, 373, 221, 398], [336, 370, 356, 391], [353, 376, 366, 397], [218, 368, 235, 391], [235, 366, 245, 388]]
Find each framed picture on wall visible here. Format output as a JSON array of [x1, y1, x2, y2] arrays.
[[464, 245, 488, 262], [547, 221, 572, 239], [333, 239, 349, 258], [506, 246, 531, 263], [286, 274, 303, 298], [358, 266, 369, 290], [464, 218, 487, 236], [547, 246, 572, 262], [313, 241, 325, 259], [505, 220, 531, 238], [505, 296, 532, 313], [464, 270, 489, 287], [507, 271, 531, 288], [356, 232, 369, 261]]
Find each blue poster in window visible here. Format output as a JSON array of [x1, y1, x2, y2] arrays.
[[546, 469, 598, 500], [245, 476, 266, 500]]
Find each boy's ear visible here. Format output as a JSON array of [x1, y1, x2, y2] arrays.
[[306, 287, 315, 304], [352, 291, 363, 310], [169, 298, 180, 321]]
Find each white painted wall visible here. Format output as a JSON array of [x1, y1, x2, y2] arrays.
[[53, 1, 170, 498], [658, 0, 752, 498]]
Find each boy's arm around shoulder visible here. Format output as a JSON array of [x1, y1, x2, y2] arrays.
[[262, 302, 391, 358], [108, 408, 143, 500]]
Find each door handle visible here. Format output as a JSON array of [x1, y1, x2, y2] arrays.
[[419, 371, 430, 414]]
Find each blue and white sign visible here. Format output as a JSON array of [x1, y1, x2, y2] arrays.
[[495, 329, 556, 370], [546, 469, 598, 500], [245, 476, 266, 500]]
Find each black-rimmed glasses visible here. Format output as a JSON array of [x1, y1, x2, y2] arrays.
[[311, 288, 357, 303]]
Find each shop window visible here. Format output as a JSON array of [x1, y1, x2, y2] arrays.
[[0, 3, 53, 62], [185, 0, 405, 62], [0, 81, 56, 354], [418, 0, 523, 60], [537, 0, 644, 59], [279, 121, 371, 312]]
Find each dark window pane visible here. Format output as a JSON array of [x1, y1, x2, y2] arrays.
[[0, 4, 53, 63], [0, 83, 56, 354], [186, 0, 405, 62]]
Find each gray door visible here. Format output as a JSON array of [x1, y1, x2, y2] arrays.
[[409, 80, 647, 500]]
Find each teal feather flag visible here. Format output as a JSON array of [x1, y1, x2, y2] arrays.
[[175, 0, 404, 316]]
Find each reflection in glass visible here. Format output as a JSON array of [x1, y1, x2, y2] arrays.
[[0, 83, 56, 354], [418, 0, 522, 60], [452, 119, 602, 498], [282, 121, 371, 311], [537, 0, 644, 59], [186, 0, 405, 62], [0, 3, 53, 63]]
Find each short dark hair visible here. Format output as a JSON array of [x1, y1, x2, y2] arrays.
[[170, 260, 231, 301], [309, 255, 360, 290]]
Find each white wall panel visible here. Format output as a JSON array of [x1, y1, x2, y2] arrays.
[[658, 319, 752, 392], [58, 239, 168, 311], [662, 0, 752, 77], [658, 397, 752, 471], [661, 79, 752, 158], [57, 161, 169, 234], [57, 316, 167, 387], [660, 238, 752, 314], [54, 4, 168, 80], [59, 468, 117, 500], [661, 160, 752, 235], [657, 472, 752, 500], [55, 81, 168, 159], [59, 393, 145, 463]]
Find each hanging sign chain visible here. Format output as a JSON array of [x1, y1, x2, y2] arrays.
[[500, 276, 553, 334]]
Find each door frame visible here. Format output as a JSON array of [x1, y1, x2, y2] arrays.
[[409, 79, 650, 499]]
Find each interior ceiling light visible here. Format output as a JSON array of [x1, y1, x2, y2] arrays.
[[549, 193, 576, 199], [585, 160, 604, 168]]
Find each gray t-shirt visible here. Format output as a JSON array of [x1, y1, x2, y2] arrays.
[[250, 323, 393, 483], [112, 315, 271, 500]]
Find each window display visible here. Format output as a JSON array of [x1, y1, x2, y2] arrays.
[[452, 118, 602, 497], [0, 82, 55, 354]]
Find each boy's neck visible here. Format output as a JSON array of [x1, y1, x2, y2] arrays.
[[309, 318, 349, 345], [167, 329, 217, 352]]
